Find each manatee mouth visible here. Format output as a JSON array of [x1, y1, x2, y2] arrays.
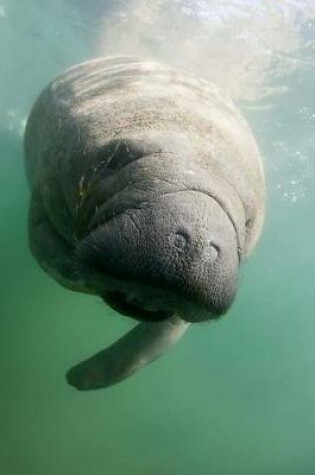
[[103, 291, 173, 322]]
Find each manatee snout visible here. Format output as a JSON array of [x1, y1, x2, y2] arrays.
[[75, 190, 240, 323]]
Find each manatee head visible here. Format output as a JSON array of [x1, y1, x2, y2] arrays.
[[73, 137, 244, 325]]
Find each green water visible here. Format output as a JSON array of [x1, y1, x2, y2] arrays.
[[1, 1, 315, 474]]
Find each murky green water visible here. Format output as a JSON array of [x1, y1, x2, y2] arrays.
[[1, 1, 315, 474]]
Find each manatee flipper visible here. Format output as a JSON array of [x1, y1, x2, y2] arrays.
[[66, 315, 190, 390]]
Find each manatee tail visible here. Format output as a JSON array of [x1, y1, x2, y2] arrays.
[[66, 315, 190, 390]]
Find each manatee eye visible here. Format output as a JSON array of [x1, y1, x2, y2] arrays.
[[172, 230, 190, 252], [92, 139, 164, 177], [246, 218, 253, 229], [208, 243, 220, 262]]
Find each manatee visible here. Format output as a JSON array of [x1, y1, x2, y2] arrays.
[[24, 57, 265, 390]]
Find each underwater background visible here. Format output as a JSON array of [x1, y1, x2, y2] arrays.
[[0, 1, 314, 474]]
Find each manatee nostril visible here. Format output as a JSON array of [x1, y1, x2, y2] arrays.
[[173, 231, 190, 252]]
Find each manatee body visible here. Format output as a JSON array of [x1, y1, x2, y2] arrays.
[[24, 57, 265, 390]]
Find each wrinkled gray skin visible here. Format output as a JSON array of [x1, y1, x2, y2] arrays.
[[25, 57, 265, 390]]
